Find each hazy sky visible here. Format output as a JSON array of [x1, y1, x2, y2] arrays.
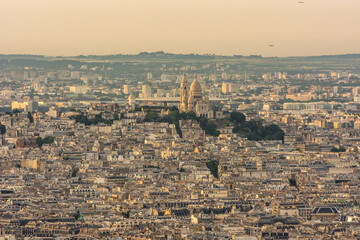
[[1, 0, 360, 57]]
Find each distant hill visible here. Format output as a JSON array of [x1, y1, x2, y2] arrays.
[[0, 52, 360, 61], [0, 54, 45, 59], [298, 53, 360, 59]]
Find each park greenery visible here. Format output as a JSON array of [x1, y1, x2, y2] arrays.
[[70, 114, 113, 125], [113, 113, 120, 120], [206, 160, 219, 178], [233, 119, 285, 141], [121, 210, 131, 219], [6, 109, 21, 116], [36, 136, 55, 147], [144, 107, 284, 141], [229, 111, 285, 141], [69, 107, 283, 141], [143, 107, 219, 137], [330, 146, 346, 152]]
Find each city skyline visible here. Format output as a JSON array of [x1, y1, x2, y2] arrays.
[[1, 0, 360, 57], [3, 1, 360, 239], [2, 37, 360, 239]]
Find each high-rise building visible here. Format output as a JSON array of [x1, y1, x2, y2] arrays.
[[147, 73, 153, 80], [222, 72, 228, 80], [123, 85, 130, 95], [142, 85, 152, 98], [353, 87, 360, 97], [71, 71, 81, 79], [209, 74, 217, 82], [128, 94, 135, 106], [229, 83, 240, 93], [222, 83, 230, 94], [70, 86, 88, 94], [11, 101, 38, 112], [222, 83, 239, 94], [27, 101, 38, 112]]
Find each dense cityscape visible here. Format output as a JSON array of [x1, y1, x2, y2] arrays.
[[0, 53, 360, 239]]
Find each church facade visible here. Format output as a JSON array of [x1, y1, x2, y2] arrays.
[[179, 73, 224, 119]]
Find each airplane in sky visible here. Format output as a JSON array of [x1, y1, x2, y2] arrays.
[[269, 44, 275, 47], [298, 1, 304, 3]]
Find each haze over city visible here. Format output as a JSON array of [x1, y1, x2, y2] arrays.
[[1, 0, 360, 57]]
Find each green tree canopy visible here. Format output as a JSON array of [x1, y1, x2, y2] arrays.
[[70, 114, 113, 125], [36, 136, 55, 147], [230, 111, 246, 124], [27, 112, 34, 123], [0, 124, 6, 135], [232, 120, 284, 142], [331, 146, 346, 152], [113, 113, 120, 120], [144, 111, 160, 122], [206, 160, 219, 178], [142, 109, 220, 137]]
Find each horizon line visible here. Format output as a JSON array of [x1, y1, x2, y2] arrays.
[[1, 51, 360, 59]]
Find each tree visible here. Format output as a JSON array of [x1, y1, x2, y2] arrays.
[[113, 113, 120, 120], [143, 108, 220, 137], [230, 111, 246, 124], [331, 146, 346, 152], [232, 125, 241, 133], [36, 136, 55, 147], [232, 118, 284, 142], [43, 136, 55, 144], [122, 210, 131, 218], [144, 111, 160, 122], [169, 106, 179, 112], [36, 137, 43, 147], [134, 106, 142, 112], [289, 176, 297, 188], [206, 160, 219, 178], [27, 112, 34, 123], [70, 114, 113, 125], [6, 109, 21, 117], [0, 124, 5, 135], [174, 121, 183, 138], [183, 111, 197, 120]]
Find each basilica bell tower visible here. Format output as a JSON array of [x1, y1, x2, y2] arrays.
[[179, 73, 188, 112]]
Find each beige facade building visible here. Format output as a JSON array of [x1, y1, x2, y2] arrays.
[[179, 73, 224, 119]]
